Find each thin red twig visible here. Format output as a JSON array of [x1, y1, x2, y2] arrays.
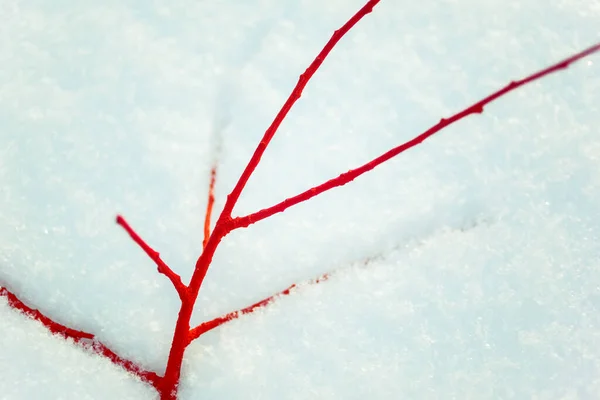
[[188, 273, 331, 341], [229, 42, 600, 230], [203, 166, 217, 249], [116, 215, 187, 300], [0, 286, 162, 389], [0, 286, 94, 340]]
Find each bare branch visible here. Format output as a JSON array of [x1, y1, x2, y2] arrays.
[[116, 215, 187, 300], [187, 216, 492, 342], [229, 42, 600, 230]]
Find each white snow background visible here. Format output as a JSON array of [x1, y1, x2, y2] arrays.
[[1, 0, 599, 398]]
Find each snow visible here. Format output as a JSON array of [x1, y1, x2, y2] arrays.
[[1, 0, 599, 398]]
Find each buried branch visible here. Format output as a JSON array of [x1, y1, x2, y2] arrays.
[[188, 272, 331, 341], [230, 42, 600, 230], [0, 286, 162, 389]]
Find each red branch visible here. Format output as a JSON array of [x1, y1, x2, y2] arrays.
[[2, 0, 598, 397], [217, 0, 381, 221], [229, 42, 600, 230], [116, 215, 187, 300], [158, 5, 384, 397], [0, 286, 162, 389], [188, 273, 331, 341], [203, 166, 217, 249]]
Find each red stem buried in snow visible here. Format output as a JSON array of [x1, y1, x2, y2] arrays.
[[203, 166, 217, 249], [188, 272, 331, 341], [0, 286, 161, 389]]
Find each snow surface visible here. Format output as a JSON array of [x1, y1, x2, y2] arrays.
[[1, 0, 599, 398]]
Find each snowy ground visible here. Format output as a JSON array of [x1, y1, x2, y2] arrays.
[[1, 0, 599, 398]]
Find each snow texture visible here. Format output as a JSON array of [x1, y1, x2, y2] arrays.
[[1, 0, 599, 398]]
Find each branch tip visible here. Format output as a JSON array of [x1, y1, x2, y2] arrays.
[[115, 215, 187, 298]]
